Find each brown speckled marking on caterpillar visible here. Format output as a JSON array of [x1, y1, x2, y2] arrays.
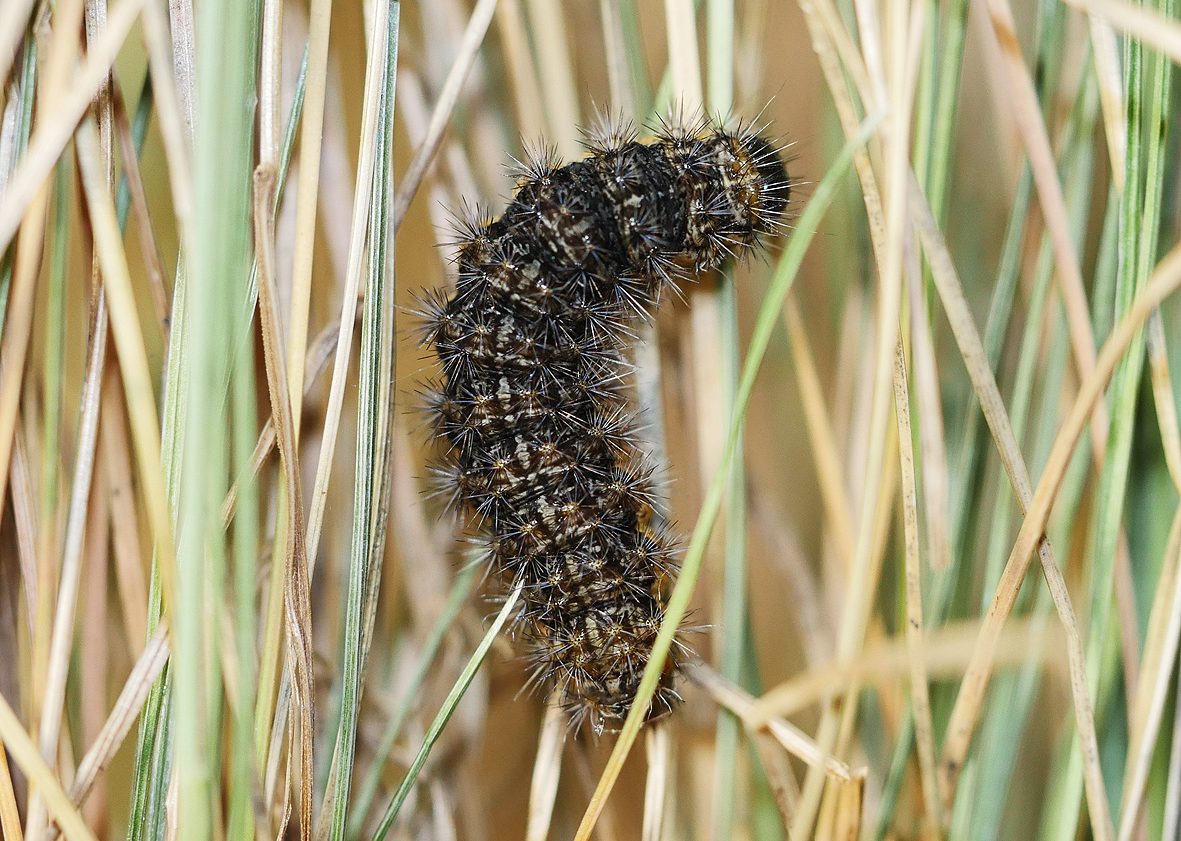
[[416, 114, 791, 735]]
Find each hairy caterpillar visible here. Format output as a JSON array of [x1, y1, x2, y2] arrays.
[[418, 115, 790, 734]]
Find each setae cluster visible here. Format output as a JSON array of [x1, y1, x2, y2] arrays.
[[418, 115, 790, 734]]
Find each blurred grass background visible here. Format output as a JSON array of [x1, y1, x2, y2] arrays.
[[1, 0, 1181, 839]]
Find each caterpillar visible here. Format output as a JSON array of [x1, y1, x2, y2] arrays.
[[418, 114, 790, 734]]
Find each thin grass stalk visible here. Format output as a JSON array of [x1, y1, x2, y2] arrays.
[[371, 586, 523, 841], [941, 0, 1068, 581], [906, 170, 1114, 840], [756, 616, 1063, 718], [980, 0, 1122, 505], [525, 0, 581, 156], [297, 0, 391, 584], [255, 0, 334, 771], [496, 0, 547, 140], [783, 295, 857, 569], [79, 104, 185, 819], [347, 561, 480, 837], [795, 5, 921, 835], [35, 626, 170, 834], [283, 0, 333, 441], [0, 691, 97, 841], [0, 0, 143, 258], [642, 725, 671, 841], [711, 265, 748, 841], [920, 0, 968, 221], [0, 0, 35, 89], [0, 738, 21, 841], [20, 151, 69, 841], [1165, 621, 1181, 837], [1117, 517, 1181, 840], [288, 2, 403, 820], [599, 0, 636, 119], [958, 65, 1102, 838], [616, 0, 654, 112], [119, 72, 179, 841], [252, 103, 316, 841], [572, 117, 878, 841], [121, 4, 202, 832], [525, 696, 567, 841], [891, 338, 942, 832], [1053, 0, 1175, 835], [323, 7, 399, 839], [959, 225, 1082, 840], [705, 1, 750, 838], [28, 167, 109, 841], [25, 19, 113, 825]]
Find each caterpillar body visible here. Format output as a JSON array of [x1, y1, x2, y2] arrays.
[[419, 116, 790, 734]]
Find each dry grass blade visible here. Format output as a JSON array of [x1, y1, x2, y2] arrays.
[[791, 4, 922, 835], [495, 0, 546, 139], [906, 253, 951, 574], [303, 0, 400, 574], [910, 176, 1113, 839], [526, 0, 581, 155], [1065, 0, 1181, 65], [29, 293, 108, 841], [111, 86, 168, 329], [0, 691, 97, 841], [981, 0, 1113, 458], [525, 697, 565, 841], [139, 0, 194, 240], [0, 0, 36, 91], [1149, 313, 1181, 493], [1116, 514, 1181, 841], [641, 725, 669, 841], [891, 340, 942, 830], [100, 369, 149, 650], [693, 664, 854, 782], [253, 166, 314, 841], [755, 617, 1060, 719], [783, 294, 856, 568], [1088, 17, 1128, 190], [663, 0, 704, 108], [0, 747, 21, 841], [0, 0, 145, 255], [61, 626, 171, 822], [390, 0, 498, 232], [75, 115, 177, 615], [830, 771, 865, 840], [282, 0, 332, 437], [221, 323, 339, 526]]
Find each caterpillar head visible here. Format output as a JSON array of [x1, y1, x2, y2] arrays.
[[670, 126, 792, 271]]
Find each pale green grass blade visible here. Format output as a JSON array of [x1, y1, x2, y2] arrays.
[[1042, 1, 1174, 832], [324, 5, 400, 839], [706, 1, 751, 839], [174, 0, 260, 838], [572, 114, 881, 841], [955, 63, 1101, 836]]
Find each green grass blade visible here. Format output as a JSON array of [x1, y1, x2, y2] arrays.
[[324, 6, 400, 839], [572, 113, 881, 841], [371, 585, 523, 841]]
